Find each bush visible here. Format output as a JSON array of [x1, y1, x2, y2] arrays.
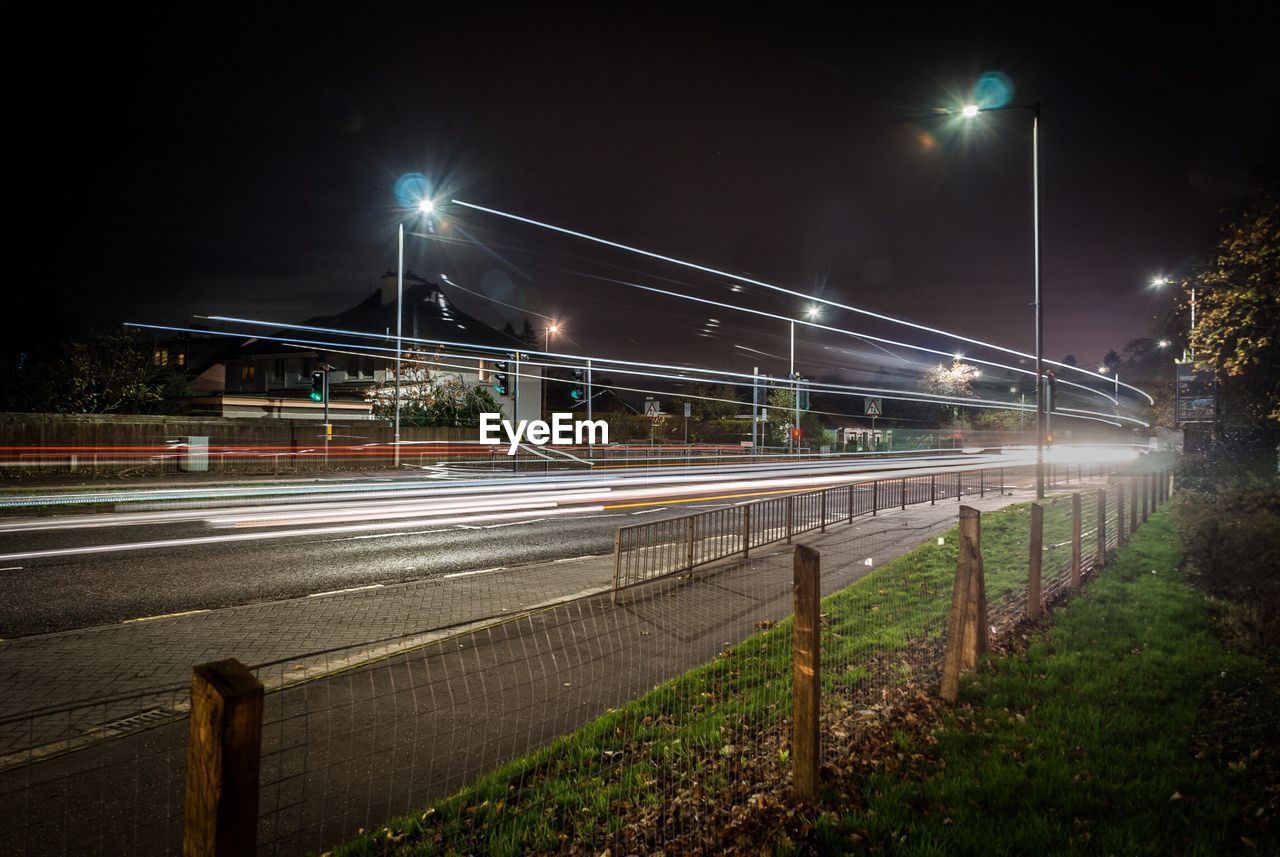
[[1175, 470, 1280, 649]]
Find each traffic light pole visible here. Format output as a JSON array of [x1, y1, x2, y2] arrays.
[[394, 223, 404, 468], [586, 359, 593, 456], [323, 370, 330, 466]]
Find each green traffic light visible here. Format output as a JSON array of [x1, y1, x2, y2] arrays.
[[309, 390, 323, 402], [494, 385, 507, 396], [569, 389, 583, 401]]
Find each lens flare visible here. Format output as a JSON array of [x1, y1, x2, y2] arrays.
[[972, 71, 1014, 109], [393, 172, 433, 209]]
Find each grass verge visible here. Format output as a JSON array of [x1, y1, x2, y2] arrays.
[[332, 496, 1085, 856], [807, 508, 1270, 855]]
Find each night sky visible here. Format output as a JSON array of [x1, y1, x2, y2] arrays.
[[20, 6, 1279, 386]]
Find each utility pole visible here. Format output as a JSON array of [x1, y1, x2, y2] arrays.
[[585, 358, 593, 455], [751, 366, 759, 454], [394, 224, 403, 468]]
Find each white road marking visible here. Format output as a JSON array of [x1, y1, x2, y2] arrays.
[[122, 609, 210, 624], [308, 584, 384, 598], [0, 566, 22, 571], [630, 507, 668, 515], [442, 566, 507, 579]]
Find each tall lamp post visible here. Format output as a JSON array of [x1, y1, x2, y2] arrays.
[[791, 305, 820, 455], [542, 322, 559, 416], [395, 198, 436, 467], [958, 100, 1045, 498], [1151, 276, 1195, 360]]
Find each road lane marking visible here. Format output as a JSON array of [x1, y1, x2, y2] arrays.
[[0, 566, 22, 571], [308, 584, 384, 598], [122, 609, 210, 624], [442, 566, 507, 579]]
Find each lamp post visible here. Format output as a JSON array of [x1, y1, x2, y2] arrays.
[[542, 322, 559, 416], [1151, 276, 1195, 360], [394, 197, 436, 467], [958, 100, 1045, 498], [790, 305, 820, 456]]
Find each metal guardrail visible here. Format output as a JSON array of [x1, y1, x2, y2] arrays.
[[611, 466, 1013, 595]]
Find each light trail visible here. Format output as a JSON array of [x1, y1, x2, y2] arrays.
[[0, 505, 604, 564], [137, 320, 1142, 426], [450, 198, 1156, 405]]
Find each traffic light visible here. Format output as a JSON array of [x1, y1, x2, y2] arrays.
[[791, 427, 802, 443], [1046, 369, 1058, 412], [492, 361, 509, 396], [310, 370, 325, 402], [1046, 432, 1055, 446], [569, 368, 585, 403]]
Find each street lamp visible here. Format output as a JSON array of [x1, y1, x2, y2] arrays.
[[395, 196, 438, 466], [958, 99, 1045, 498], [1151, 276, 1196, 359], [542, 322, 560, 416], [790, 306, 820, 455]]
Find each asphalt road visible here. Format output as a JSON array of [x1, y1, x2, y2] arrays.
[[0, 451, 1058, 637]]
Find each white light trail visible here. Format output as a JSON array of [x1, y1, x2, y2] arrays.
[[450, 199, 1155, 405]]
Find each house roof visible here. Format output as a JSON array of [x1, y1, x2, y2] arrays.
[[232, 273, 528, 359]]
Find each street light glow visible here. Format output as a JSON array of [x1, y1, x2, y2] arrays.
[[1158, 339, 1170, 348], [961, 104, 980, 118], [1150, 276, 1172, 287], [805, 305, 821, 319], [418, 198, 435, 214]]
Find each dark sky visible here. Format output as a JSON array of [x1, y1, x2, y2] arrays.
[[19, 5, 1279, 383]]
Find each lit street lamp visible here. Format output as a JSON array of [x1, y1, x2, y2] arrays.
[[790, 305, 820, 455], [542, 322, 560, 415], [957, 99, 1045, 498], [395, 197, 437, 466], [1151, 276, 1196, 359]]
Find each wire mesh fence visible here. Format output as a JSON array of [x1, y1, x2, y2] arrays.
[[0, 460, 1172, 856]]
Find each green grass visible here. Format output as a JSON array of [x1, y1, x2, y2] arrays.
[[807, 509, 1263, 856], [333, 497, 1088, 856]]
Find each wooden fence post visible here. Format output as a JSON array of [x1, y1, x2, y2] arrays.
[[1095, 488, 1106, 570], [184, 659, 263, 857], [742, 504, 751, 559], [1116, 482, 1126, 544], [1141, 474, 1149, 523], [792, 544, 821, 802], [1071, 493, 1082, 591], [940, 506, 986, 703], [1130, 477, 1139, 535], [1028, 503, 1043, 619]]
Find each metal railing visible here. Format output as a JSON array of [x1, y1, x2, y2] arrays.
[[612, 466, 1013, 594]]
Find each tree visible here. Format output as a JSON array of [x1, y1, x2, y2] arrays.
[[674, 383, 740, 421], [922, 359, 977, 398], [364, 348, 501, 427], [1192, 195, 1280, 432], [0, 330, 190, 414]]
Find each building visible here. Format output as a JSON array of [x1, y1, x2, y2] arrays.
[[186, 272, 541, 422]]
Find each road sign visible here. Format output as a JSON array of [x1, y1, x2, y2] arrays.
[[864, 397, 883, 417], [683, 402, 692, 418], [644, 398, 661, 418], [1175, 363, 1216, 425]]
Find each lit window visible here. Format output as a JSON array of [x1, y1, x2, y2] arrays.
[[241, 365, 256, 382], [154, 349, 168, 366]]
